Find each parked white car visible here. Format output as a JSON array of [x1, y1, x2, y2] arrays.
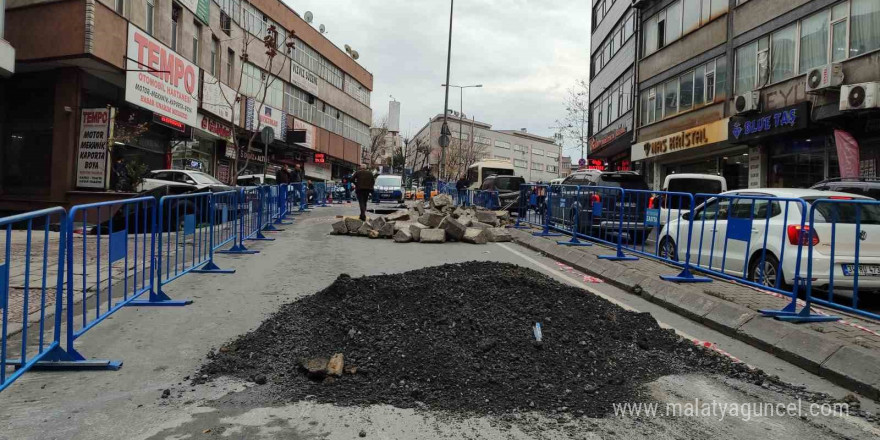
[[656, 188, 880, 292], [652, 173, 727, 226], [140, 170, 233, 192]]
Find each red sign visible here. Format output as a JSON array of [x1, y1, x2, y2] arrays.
[[835, 129, 860, 179], [589, 126, 627, 152], [198, 113, 233, 141], [314, 153, 325, 163], [153, 113, 186, 132], [586, 159, 605, 171]]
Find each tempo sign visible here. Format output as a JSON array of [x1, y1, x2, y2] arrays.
[[75, 108, 112, 189], [125, 24, 199, 127]]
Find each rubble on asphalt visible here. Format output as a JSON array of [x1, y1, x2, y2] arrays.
[[198, 262, 835, 418], [330, 194, 513, 244]]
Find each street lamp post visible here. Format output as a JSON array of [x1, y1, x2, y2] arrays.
[[440, 0, 454, 182], [441, 83, 482, 179]]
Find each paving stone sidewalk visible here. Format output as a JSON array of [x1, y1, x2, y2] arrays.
[[510, 227, 880, 400]]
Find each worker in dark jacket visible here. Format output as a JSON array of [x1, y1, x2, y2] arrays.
[[276, 164, 292, 184], [350, 165, 375, 221]]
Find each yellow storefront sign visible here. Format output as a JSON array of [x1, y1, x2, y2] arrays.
[[631, 118, 729, 161]]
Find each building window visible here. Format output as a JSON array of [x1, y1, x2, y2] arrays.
[[210, 37, 219, 76], [116, 0, 125, 15], [851, 0, 880, 57], [533, 148, 544, 156], [514, 159, 527, 168], [592, 71, 633, 133], [495, 140, 510, 149], [494, 155, 510, 161], [226, 48, 234, 84], [643, 0, 728, 56], [546, 165, 558, 173], [639, 56, 725, 126], [192, 21, 201, 63], [735, 39, 758, 94], [592, 12, 636, 75], [146, 0, 154, 35], [546, 151, 559, 160], [171, 4, 181, 51], [771, 25, 797, 83], [799, 10, 830, 73], [531, 162, 542, 171], [220, 10, 232, 36], [679, 71, 694, 110]]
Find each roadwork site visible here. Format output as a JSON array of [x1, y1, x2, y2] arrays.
[[2, 205, 880, 440]]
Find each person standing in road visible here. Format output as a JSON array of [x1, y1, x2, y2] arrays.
[[456, 175, 469, 206], [290, 164, 303, 204], [351, 165, 375, 221], [276, 164, 292, 185]]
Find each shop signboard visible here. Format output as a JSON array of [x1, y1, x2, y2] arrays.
[[75, 108, 112, 189], [632, 118, 729, 161], [179, 0, 210, 24], [125, 24, 199, 127], [748, 146, 764, 188], [197, 113, 234, 143], [290, 60, 319, 96], [728, 102, 810, 143], [245, 98, 286, 142], [292, 118, 316, 149], [201, 72, 236, 123]]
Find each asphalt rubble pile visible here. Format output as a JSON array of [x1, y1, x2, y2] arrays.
[[329, 194, 514, 244], [197, 262, 852, 419]]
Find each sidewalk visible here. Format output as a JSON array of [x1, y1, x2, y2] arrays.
[[509, 227, 880, 400]]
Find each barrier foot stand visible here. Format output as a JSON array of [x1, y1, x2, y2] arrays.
[[660, 266, 712, 283], [558, 235, 591, 246], [532, 227, 562, 237], [191, 260, 236, 274], [262, 223, 285, 232], [126, 288, 192, 307], [245, 231, 275, 241], [217, 243, 260, 254], [274, 218, 293, 225], [8, 346, 122, 371], [597, 249, 639, 261]]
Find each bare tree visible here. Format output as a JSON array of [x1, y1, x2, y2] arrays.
[[202, 6, 295, 178], [368, 117, 389, 168], [553, 79, 590, 160], [404, 136, 430, 173]]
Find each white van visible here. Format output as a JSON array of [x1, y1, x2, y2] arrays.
[[653, 173, 727, 225]]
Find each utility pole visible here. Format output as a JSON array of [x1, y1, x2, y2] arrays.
[[440, 0, 453, 182]]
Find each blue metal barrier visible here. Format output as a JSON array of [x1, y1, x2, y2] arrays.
[[241, 187, 273, 242], [261, 186, 284, 232], [298, 182, 310, 212], [218, 189, 261, 254], [64, 197, 159, 366], [1, 208, 73, 391], [514, 184, 546, 229], [150, 192, 234, 305], [211, 190, 238, 252], [473, 190, 500, 210]]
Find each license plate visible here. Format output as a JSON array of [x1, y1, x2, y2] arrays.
[[842, 264, 880, 277], [380, 193, 391, 199]]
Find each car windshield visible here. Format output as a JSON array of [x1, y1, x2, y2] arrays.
[[667, 178, 723, 195], [804, 197, 880, 225], [483, 167, 514, 177], [190, 172, 224, 185], [375, 176, 402, 187], [597, 174, 648, 190], [495, 178, 522, 191]]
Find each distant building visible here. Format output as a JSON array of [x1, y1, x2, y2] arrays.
[[0, 0, 13, 77], [560, 156, 573, 176], [411, 113, 562, 182]]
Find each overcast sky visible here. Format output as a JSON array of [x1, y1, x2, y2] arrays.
[[285, 0, 589, 158]]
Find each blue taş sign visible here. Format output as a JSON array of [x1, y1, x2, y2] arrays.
[[729, 102, 811, 143]]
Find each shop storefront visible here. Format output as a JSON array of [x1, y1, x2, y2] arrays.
[[631, 118, 746, 190], [588, 122, 631, 172]]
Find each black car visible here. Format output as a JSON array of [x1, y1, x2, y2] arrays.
[[810, 177, 880, 200], [551, 170, 652, 244], [481, 175, 525, 211]]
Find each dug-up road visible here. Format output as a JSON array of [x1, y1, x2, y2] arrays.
[[1, 204, 879, 440]]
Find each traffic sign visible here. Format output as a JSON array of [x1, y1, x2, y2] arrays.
[[441, 122, 451, 136], [578, 158, 587, 167], [439, 134, 450, 148], [260, 126, 275, 145]]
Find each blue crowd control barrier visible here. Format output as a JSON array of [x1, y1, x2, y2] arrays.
[[314, 182, 329, 207], [218, 189, 260, 254], [64, 197, 160, 366], [274, 184, 292, 225], [148, 192, 233, 305], [211, 190, 238, 252], [261, 186, 283, 232], [554, 185, 592, 247], [763, 198, 880, 322], [619, 189, 710, 282], [240, 187, 273, 242], [0, 208, 75, 391], [473, 190, 500, 210], [297, 182, 311, 212], [514, 184, 546, 229]]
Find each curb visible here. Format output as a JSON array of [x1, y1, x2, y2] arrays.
[[509, 227, 880, 401]]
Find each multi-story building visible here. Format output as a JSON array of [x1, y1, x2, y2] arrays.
[[631, 0, 880, 190], [0, 0, 372, 211], [560, 156, 573, 176], [411, 113, 562, 183], [588, 0, 638, 171]]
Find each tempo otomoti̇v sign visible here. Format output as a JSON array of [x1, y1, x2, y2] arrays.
[[125, 24, 199, 127]]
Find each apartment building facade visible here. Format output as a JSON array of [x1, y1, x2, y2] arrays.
[[0, 0, 372, 211], [632, 0, 880, 190], [412, 113, 563, 183], [588, 0, 638, 172]]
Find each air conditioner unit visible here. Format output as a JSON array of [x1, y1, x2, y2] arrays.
[[840, 82, 880, 111], [734, 91, 760, 114], [805, 63, 844, 93]]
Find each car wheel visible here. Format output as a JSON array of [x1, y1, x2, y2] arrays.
[[748, 253, 785, 289], [658, 236, 678, 262]]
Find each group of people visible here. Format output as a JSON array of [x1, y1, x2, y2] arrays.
[[275, 164, 320, 204]]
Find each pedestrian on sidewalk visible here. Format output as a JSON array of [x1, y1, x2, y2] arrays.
[[351, 165, 375, 221], [276, 164, 292, 184], [290, 164, 303, 204]]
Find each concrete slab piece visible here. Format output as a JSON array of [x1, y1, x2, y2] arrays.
[[736, 316, 797, 354], [668, 290, 720, 321], [702, 301, 756, 335], [819, 345, 880, 400], [774, 328, 844, 374]]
